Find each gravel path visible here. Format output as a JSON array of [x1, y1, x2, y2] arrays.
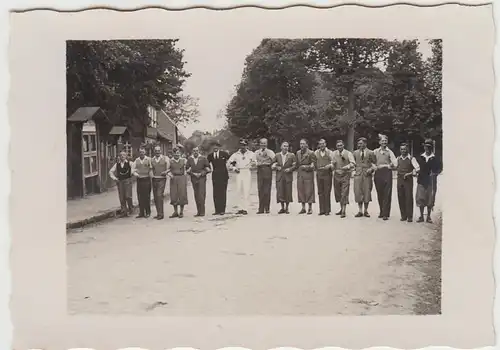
[[67, 173, 442, 315]]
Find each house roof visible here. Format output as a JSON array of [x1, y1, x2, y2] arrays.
[[109, 126, 128, 135], [157, 129, 173, 141], [67, 107, 107, 122], [159, 109, 177, 126]]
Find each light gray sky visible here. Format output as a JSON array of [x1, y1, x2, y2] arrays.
[[178, 39, 433, 136]]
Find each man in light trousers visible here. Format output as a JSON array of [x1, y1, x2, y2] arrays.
[[227, 140, 256, 215]]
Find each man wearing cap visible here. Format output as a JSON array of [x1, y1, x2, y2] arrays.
[[255, 138, 276, 214], [373, 134, 397, 220], [396, 143, 420, 222], [353, 137, 376, 217], [332, 140, 355, 218], [314, 138, 334, 216], [227, 140, 256, 215], [186, 146, 212, 217], [416, 139, 442, 223], [207, 142, 230, 215], [296, 138, 316, 214]]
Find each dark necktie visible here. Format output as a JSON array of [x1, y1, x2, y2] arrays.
[[361, 151, 364, 160]]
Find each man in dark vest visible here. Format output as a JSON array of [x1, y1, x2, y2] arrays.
[[186, 147, 212, 217], [332, 140, 355, 218], [151, 145, 170, 220], [133, 146, 153, 218], [207, 142, 230, 215], [314, 138, 334, 216], [296, 138, 316, 215], [272, 141, 296, 214], [396, 143, 420, 222], [109, 150, 134, 217]]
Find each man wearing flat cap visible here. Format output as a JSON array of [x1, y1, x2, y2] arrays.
[[207, 141, 230, 215], [227, 139, 256, 215], [415, 138, 442, 223]]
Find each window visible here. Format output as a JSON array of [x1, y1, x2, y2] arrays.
[[122, 141, 133, 158], [82, 132, 98, 178], [107, 142, 117, 165]]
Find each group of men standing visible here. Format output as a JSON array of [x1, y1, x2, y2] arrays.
[[108, 134, 441, 223], [223, 134, 441, 223], [109, 145, 210, 220]]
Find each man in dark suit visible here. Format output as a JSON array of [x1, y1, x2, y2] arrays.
[[207, 142, 230, 215]]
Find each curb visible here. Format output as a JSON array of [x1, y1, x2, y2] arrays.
[[67, 194, 170, 231]]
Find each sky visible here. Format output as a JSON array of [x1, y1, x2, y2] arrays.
[[178, 39, 433, 137]]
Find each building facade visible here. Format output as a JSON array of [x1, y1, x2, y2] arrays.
[[67, 105, 180, 199]]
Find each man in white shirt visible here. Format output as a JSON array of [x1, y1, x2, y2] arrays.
[[133, 146, 153, 218], [396, 143, 420, 222], [373, 134, 398, 220], [227, 140, 256, 215], [255, 138, 276, 214], [150, 146, 170, 220], [109, 150, 135, 217]]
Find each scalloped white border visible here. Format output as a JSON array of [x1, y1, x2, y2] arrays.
[[2, 0, 497, 350]]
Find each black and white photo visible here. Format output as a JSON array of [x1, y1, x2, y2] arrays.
[[66, 37, 444, 316]]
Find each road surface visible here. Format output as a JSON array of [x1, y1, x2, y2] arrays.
[[67, 172, 442, 315]]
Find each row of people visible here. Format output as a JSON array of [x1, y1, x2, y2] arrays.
[[225, 135, 441, 222], [108, 134, 441, 223], [108, 145, 208, 219]]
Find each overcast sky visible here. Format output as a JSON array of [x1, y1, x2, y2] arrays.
[[178, 39, 433, 137]]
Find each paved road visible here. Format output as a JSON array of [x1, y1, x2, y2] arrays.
[[67, 172, 442, 316]]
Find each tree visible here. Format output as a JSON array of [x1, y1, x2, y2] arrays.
[[226, 38, 442, 152], [163, 94, 200, 126], [66, 40, 191, 128], [226, 39, 319, 149], [304, 39, 393, 150]]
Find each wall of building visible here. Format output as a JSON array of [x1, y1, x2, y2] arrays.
[[157, 109, 178, 146]]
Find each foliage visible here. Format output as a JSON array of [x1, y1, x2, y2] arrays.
[[163, 94, 200, 126], [226, 38, 442, 153], [66, 40, 192, 128]]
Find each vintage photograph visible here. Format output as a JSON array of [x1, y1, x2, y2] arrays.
[[66, 37, 443, 316]]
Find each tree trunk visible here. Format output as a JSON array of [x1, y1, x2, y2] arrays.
[[346, 84, 355, 151]]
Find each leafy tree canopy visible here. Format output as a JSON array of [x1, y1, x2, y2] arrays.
[[66, 39, 194, 127]]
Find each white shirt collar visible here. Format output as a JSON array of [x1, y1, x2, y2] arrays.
[[421, 152, 435, 158]]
